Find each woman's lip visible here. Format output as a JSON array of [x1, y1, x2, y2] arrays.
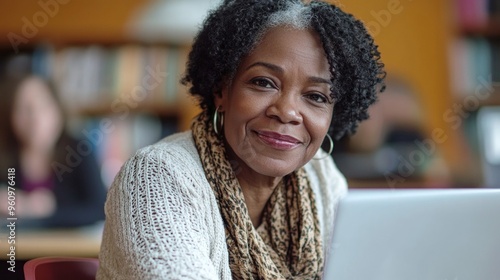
[[254, 130, 301, 150], [256, 130, 301, 143]]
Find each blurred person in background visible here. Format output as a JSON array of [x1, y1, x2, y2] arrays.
[[332, 76, 450, 187], [0, 75, 107, 228]]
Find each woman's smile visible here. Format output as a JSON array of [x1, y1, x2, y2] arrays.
[[253, 130, 301, 150]]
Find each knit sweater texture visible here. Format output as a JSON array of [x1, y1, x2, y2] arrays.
[[97, 131, 347, 279]]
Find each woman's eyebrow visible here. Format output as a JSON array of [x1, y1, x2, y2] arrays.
[[246, 61, 332, 86], [245, 61, 283, 73], [308, 76, 332, 86]]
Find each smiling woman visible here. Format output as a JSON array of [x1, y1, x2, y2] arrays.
[[217, 27, 333, 180], [97, 0, 385, 279]]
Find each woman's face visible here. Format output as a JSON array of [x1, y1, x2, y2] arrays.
[[216, 26, 333, 178], [11, 77, 63, 150]]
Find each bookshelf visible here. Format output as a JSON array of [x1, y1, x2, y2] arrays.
[[0, 0, 201, 187], [450, 0, 500, 103], [448, 0, 500, 186], [0, 0, 200, 124], [26, 43, 193, 114]]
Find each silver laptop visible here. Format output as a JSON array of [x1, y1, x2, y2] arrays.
[[323, 189, 500, 280]]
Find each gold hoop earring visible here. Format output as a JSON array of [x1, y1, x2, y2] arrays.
[[314, 134, 334, 160], [213, 106, 224, 135]]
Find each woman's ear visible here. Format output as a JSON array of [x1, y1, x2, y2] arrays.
[[214, 91, 223, 109], [214, 81, 229, 111]]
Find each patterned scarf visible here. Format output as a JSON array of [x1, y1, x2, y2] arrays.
[[192, 111, 324, 279]]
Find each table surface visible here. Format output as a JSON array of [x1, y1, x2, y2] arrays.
[[1, 223, 103, 260]]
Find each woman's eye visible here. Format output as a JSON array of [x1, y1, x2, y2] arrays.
[[251, 78, 276, 89], [307, 93, 328, 104]]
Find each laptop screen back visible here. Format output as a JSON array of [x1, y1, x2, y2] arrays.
[[323, 189, 500, 280]]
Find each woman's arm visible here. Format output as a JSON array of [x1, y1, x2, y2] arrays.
[[97, 148, 224, 280]]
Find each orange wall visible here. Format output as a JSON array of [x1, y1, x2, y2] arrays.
[[338, 0, 466, 169], [0, 0, 147, 45]]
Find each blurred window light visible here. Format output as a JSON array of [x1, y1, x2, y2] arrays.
[[127, 0, 222, 44], [478, 107, 500, 165]]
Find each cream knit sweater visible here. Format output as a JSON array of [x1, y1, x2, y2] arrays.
[[97, 131, 347, 280]]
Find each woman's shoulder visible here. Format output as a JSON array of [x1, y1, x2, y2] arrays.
[[136, 131, 198, 160], [116, 131, 208, 194], [304, 149, 348, 198], [100, 133, 229, 280], [127, 131, 202, 171]]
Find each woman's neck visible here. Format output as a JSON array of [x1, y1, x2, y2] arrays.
[[236, 168, 282, 228]]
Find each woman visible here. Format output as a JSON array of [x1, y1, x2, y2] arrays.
[[97, 0, 384, 279], [0, 75, 106, 228]]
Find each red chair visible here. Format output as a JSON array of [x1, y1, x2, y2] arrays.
[[24, 257, 99, 280]]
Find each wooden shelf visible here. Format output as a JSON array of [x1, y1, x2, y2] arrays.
[[73, 98, 201, 131], [456, 87, 500, 107], [480, 91, 500, 106], [76, 102, 185, 118], [459, 18, 500, 37]]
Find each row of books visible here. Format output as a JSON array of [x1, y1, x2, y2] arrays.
[[448, 37, 500, 97], [455, 0, 500, 29], [72, 114, 178, 187], [30, 44, 189, 112]]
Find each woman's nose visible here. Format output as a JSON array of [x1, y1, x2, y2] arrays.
[[266, 92, 303, 125]]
